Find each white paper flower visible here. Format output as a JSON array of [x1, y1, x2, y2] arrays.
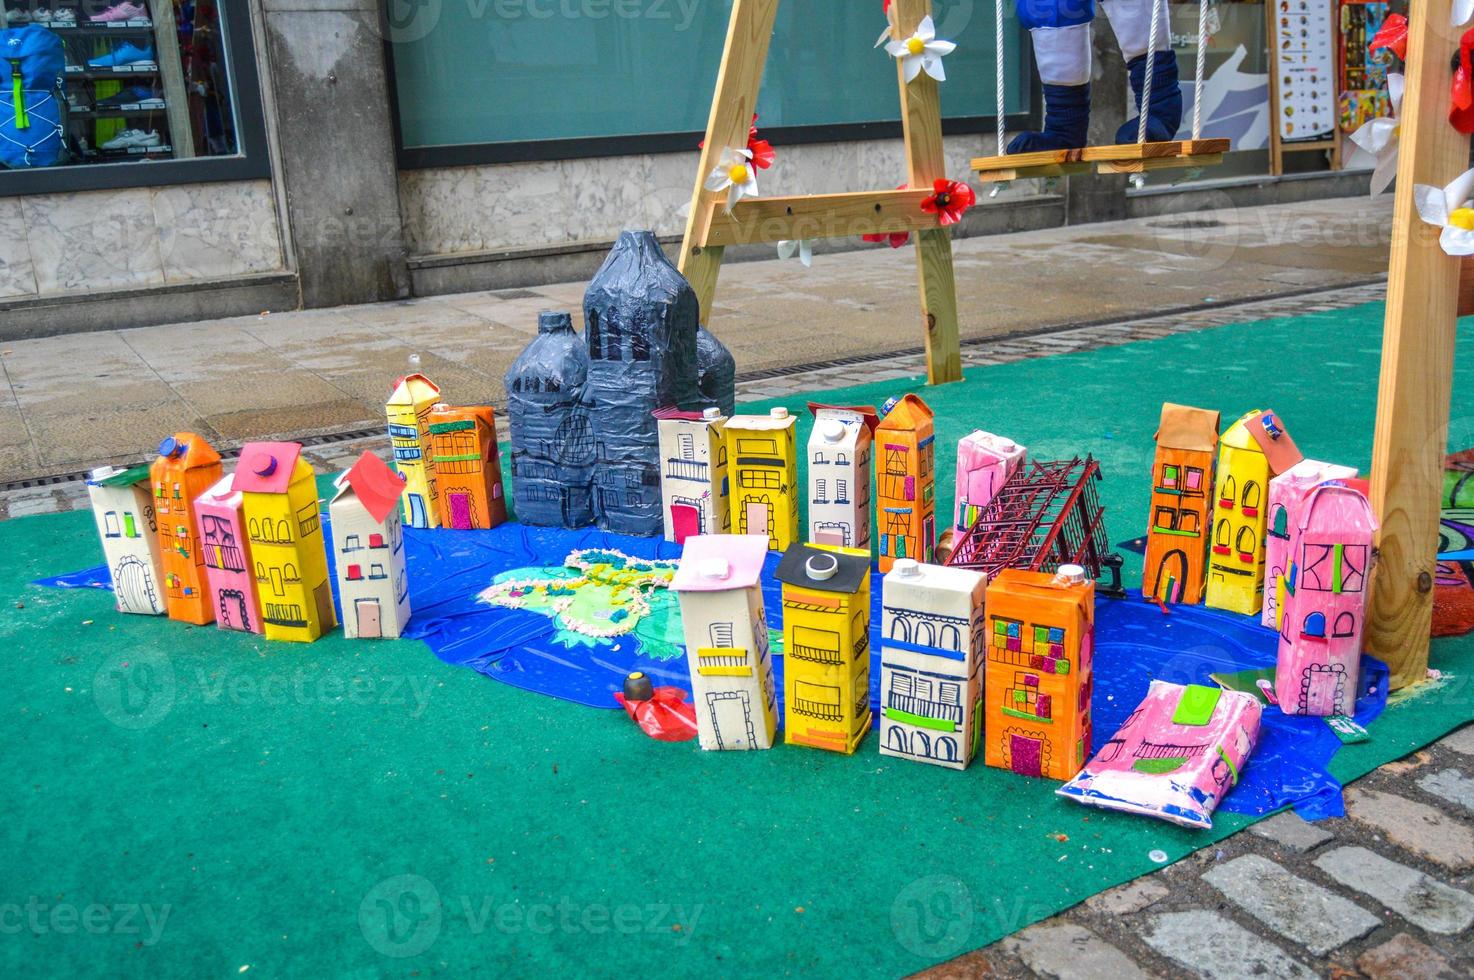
[[704, 147, 759, 212], [777, 239, 813, 267], [885, 15, 956, 83], [1347, 73, 1403, 196], [1414, 166, 1474, 255], [1455, 0, 1473, 26]]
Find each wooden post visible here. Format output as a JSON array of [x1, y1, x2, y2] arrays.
[[894, 0, 963, 384], [1366, 0, 1469, 688]]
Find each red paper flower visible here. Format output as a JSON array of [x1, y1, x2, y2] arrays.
[[1454, 29, 1474, 134], [921, 178, 976, 226], [1368, 14, 1407, 61], [863, 231, 911, 248], [699, 113, 775, 170]]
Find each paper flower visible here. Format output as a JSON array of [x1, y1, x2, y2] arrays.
[[921, 178, 976, 226], [700, 113, 775, 170], [1369, 13, 1407, 59], [1455, 30, 1474, 134], [704, 147, 759, 211], [1347, 73, 1403, 196], [886, 15, 956, 83], [863, 231, 911, 248], [1414, 167, 1474, 255], [777, 239, 814, 266], [875, 0, 895, 47]]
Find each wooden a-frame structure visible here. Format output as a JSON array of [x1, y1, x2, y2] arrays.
[[678, 0, 964, 385]]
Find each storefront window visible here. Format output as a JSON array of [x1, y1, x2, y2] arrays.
[[388, 2, 1030, 164], [0, 0, 266, 188]]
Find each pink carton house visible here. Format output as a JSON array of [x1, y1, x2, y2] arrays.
[[955, 431, 1025, 531], [1275, 483, 1378, 716], [195, 473, 263, 634], [1057, 680, 1262, 829], [1262, 459, 1358, 630]]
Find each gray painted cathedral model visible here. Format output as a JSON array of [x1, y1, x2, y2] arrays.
[[504, 231, 736, 536]]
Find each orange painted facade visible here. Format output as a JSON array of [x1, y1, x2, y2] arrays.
[[875, 394, 936, 572], [429, 404, 508, 530], [983, 569, 1094, 782], [1142, 404, 1220, 604], [151, 432, 223, 625]]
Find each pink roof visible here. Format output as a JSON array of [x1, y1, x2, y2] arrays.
[[232, 442, 304, 494], [337, 450, 406, 525], [196, 473, 241, 509], [671, 534, 770, 592]]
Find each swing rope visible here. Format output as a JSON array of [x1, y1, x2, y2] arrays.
[[995, 0, 1006, 153], [1192, 0, 1209, 140], [1136, 0, 1163, 144]]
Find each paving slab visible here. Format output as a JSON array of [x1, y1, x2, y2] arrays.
[[1441, 725, 1474, 756], [1084, 877, 1170, 916], [1418, 768, 1474, 815], [1356, 933, 1459, 980], [1344, 787, 1474, 871], [1201, 854, 1380, 957], [1142, 909, 1316, 980], [1315, 846, 1474, 935], [1001, 923, 1150, 980], [1247, 811, 1335, 853]]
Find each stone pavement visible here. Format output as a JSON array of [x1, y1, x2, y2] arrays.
[[0, 195, 1392, 485], [922, 725, 1474, 979]]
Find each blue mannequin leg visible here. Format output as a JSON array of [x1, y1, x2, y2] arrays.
[[1007, 83, 1092, 154], [1115, 50, 1183, 144]]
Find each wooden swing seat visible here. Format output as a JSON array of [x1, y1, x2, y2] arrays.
[[970, 138, 1230, 182]]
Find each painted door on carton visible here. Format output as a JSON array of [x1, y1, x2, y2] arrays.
[[408, 494, 428, 528], [1010, 734, 1043, 777], [671, 503, 701, 544], [708, 691, 756, 749], [356, 599, 382, 639], [219, 588, 250, 631], [448, 492, 473, 530], [1303, 666, 1343, 715], [745, 502, 769, 538], [1153, 550, 1187, 602], [814, 526, 845, 546], [114, 556, 157, 614]]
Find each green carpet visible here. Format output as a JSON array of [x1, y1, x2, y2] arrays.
[[5, 301, 1474, 977]]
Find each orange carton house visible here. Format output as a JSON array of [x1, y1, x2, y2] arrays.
[[875, 394, 937, 573], [1142, 403, 1221, 605], [984, 567, 1095, 782], [150, 433, 223, 625], [428, 404, 508, 530]]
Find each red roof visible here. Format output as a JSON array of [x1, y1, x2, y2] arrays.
[[338, 450, 405, 525], [232, 442, 304, 495]]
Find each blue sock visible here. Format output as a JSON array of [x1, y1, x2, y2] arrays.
[[1116, 51, 1183, 144], [1007, 83, 1091, 154]]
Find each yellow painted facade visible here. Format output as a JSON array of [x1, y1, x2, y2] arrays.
[[724, 407, 799, 551], [1206, 413, 1271, 615], [386, 374, 441, 529], [239, 450, 336, 642], [777, 543, 872, 754]]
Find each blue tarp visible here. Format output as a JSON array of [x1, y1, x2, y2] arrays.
[[37, 520, 1385, 821]]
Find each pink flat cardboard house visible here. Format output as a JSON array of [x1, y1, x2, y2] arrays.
[[955, 430, 1025, 531], [1057, 680, 1263, 829], [1262, 459, 1358, 630], [1274, 483, 1378, 716], [195, 473, 263, 634]]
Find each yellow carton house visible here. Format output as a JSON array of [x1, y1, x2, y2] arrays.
[[724, 407, 799, 551], [775, 542, 872, 754], [233, 441, 337, 642], [386, 372, 442, 529]]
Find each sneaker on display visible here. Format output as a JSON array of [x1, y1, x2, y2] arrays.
[[94, 84, 160, 108], [99, 128, 160, 150], [49, 8, 76, 23], [4, 8, 32, 23], [89, 2, 148, 22], [86, 43, 155, 69]]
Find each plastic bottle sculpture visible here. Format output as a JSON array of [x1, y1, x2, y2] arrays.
[[504, 311, 596, 528], [695, 325, 737, 417], [583, 230, 701, 535]]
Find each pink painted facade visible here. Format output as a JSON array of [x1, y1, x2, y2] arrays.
[[1275, 483, 1378, 716], [194, 473, 263, 634], [1056, 680, 1262, 829], [954, 430, 1025, 531], [1262, 460, 1357, 629]]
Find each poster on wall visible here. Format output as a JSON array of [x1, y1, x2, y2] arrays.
[[1271, 0, 1337, 140]]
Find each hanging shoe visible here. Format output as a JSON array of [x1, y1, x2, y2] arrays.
[[1117, 50, 1183, 144], [1007, 83, 1091, 154]]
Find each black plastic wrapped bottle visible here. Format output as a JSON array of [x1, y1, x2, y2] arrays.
[[694, 325, 736, 417], [583, 230, 700, 535], [503, 311, 595, 528]]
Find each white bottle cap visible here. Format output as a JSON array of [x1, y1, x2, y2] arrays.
[[702, 407, 722, 421], [806, 553, 838, 581], [822, 419, 846, 443], [770, 407, 790, 420], [1055, 564, 1088, 585], [700, 557, 731, 581], [893, 558, 923, 578]]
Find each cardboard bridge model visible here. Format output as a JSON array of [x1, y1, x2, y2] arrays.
[[945, 455, 1124, 596]]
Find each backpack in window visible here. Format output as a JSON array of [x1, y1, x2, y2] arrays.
[[0, 25, 66, 169]]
